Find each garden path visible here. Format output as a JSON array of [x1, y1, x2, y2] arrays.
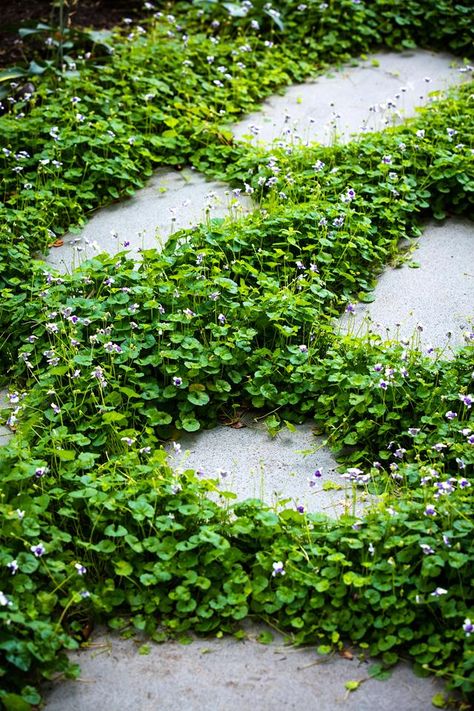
[[233, 50, 468, 145], [340, 218, 474, 352], [44, 623, 445, 711], [45, 168, 251, 272], [3, 48, 472, 709], [34, 48, 473, 517], [167, 419, 365, 517]]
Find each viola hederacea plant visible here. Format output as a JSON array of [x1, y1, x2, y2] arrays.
[[0, 1, 473, 708]]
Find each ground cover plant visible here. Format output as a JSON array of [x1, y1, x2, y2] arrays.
[[0, 1, 473, 708]]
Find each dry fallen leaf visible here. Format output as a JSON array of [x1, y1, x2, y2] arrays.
[[81, 622, 94, 641], [52, 239, 64, 248]]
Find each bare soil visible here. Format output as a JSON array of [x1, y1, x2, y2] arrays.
[[0, 0, 144, 69]]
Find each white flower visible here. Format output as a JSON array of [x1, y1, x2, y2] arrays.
[[272, 561, 285, 576], [0, 591, 12, 606]]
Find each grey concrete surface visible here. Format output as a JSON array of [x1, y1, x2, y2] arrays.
[[169, 418, 370, 517], [339, 219, 474, 352], [233, 50, 470, 145], [0, 389, 12, 445], [44, 168, 251, 272], [43, 625, 446, 711]]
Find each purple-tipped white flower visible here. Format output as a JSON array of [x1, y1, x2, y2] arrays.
[[172, 441, 181, 454], [120, 437, 135, 446], [342, 468, 370, 485], [296, 504, 305, 514], [433, 443, 447, 452], [34, 466, 48, 479], [298, 344, 308, 353], [50, 403, 61, 415], [341, 188, 356, 202], [442, 535, 451, 547], [431, 587, 447, 597], [408, 427, 420, 436], [75, 563, 87, 575], [7, 560, 18, 575], [420, 543, 434, 555], [379, 380, 388, 390], [104, 342, 122, 354], [272, 561, 285, 577], [424, 504, 436, 517], [31, 544, 45, 557], [345, 303, 355, 314], [445, 411, 457, 420], [218, 313, 226, 325], [463, 618, 474, 636], [459, 393, 473, 409], [382, 155, 392, 164], [172, 377, 183, 387]]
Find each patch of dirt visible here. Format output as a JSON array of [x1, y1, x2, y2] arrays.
[[0, 0, 144, 69]]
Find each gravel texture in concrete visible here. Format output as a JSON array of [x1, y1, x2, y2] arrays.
[[339, 219, 474, 352], [168, 418, 370, 517], [43, 625, 445, 711], [44, 168, 250, 272], [233, 50, 470, 146]]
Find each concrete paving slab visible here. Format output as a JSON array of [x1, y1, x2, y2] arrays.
[[0, 388, 13, 445], [339, 219, 474, 352], [44, 168, 251, 273], [233, 50, 470, 146], [169, 419, 371, 517], [43, 624, 446, 711]]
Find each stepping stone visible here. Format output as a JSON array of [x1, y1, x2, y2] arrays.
[[340, 219, 474, 352], [43, 624, 446, 711], [169, 420, 370, 517], [44, 168, 251, 273], [0, 389, 12, 445], [233, 50, 469, 145]]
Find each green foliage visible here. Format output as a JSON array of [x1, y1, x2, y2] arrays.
[[0, 1, 473, 708]]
